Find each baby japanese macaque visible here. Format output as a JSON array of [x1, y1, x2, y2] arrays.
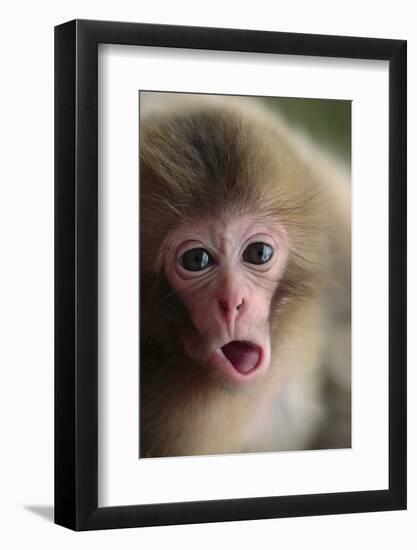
[[139, 92, 351, 458]]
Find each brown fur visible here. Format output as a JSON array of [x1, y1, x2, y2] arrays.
[[139, 93, 351, 457]]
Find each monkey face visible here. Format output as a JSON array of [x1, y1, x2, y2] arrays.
[[161, 214, 288, 385]]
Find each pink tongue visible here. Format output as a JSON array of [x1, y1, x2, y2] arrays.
[[221, 341, 260, 374]]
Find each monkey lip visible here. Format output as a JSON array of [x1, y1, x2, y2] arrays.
[[221, 341, 262, 374]]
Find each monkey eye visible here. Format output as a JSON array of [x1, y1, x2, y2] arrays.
[[180, 248, 214, 272], [243, 242, 274, 265]]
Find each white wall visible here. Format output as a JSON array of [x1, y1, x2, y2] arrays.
[[0, 1, 415, 548]]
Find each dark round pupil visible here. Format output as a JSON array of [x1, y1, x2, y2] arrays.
[[243, 242, 274, 265], [180, 248, 213, 271]]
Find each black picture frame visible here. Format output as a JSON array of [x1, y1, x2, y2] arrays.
[[55, 19, 407, 531]]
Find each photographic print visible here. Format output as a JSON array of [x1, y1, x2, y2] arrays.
[[139, 92, 351, 458]]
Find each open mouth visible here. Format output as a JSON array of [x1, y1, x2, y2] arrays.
[[221, 341, 261, 374]]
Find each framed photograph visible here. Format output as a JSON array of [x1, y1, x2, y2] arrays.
[[55, 19, 406, 530]]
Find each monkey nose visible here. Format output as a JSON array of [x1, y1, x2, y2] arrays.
[[218, 298, 244, 314]]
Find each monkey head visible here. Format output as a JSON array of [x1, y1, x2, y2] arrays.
[[140, 100, 324, 388]]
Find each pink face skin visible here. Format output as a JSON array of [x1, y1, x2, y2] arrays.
[[161, 215, 289, 385]]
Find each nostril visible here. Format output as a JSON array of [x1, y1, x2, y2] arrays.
[[218, 298, 244, 313], [218, 300, 229, 312]]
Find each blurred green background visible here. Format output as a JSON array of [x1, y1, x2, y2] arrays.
[[261, 97, 351, 167]]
